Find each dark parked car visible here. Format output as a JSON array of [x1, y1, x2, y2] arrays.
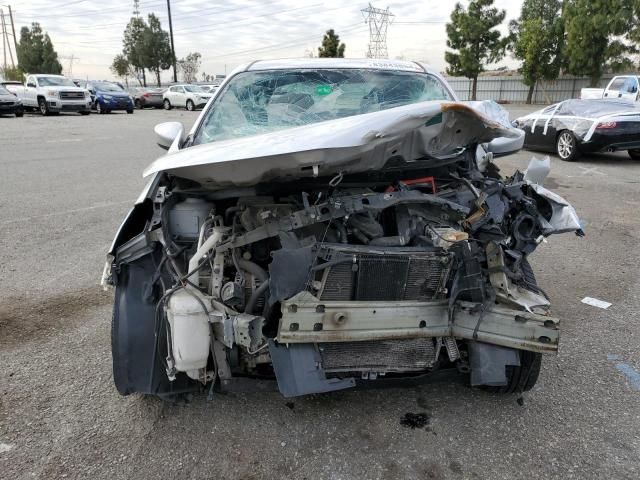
[[128, 87, 164, 109], [0, 84, 23, 117], [514, 99, 640, 161], [81, 81, 134, 114]]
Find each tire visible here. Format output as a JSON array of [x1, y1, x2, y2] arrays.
[[15, 111, 24, 118], [556, 130, 581, 161], [80, 111, 90, 116], [186, 99, 195, 111], [135, 99, 143, 109], [38, 97, 50, 116], [483, 350, 542, 394], [96, 102, 105, 114], [628, 149, 640, 160], [111, 298, 129, 396], [127, 109, 134, 114], [482, 258, 543, 394], [163, 99, 172, 110]]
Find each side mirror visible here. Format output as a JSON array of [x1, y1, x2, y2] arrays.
[[485, 129, 525, 157], [631, 86, 638, 93], [155, 121, 184, 150], [27, 82, 36, 88]]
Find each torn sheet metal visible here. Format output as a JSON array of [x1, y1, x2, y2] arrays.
[[523, 156, 551, 186], [143, 100, 522, 187], [529, 183, 582, 234]]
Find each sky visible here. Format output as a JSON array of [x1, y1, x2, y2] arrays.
[[3, 0, 524, 82]]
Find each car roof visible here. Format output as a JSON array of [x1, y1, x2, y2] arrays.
[[243, 58, 431, 74]]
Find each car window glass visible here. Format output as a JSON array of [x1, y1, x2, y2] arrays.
[[37, 76, 75, 87], [557, 103, 574, 115], [194, 69, 453, 144], [608, 78, 625, 91], [542, 104, 557, 115], [94, 82, 124, 92], [622, 77, 638, 93]]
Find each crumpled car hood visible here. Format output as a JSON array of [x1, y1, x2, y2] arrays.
[[144, 100, 522, 188]]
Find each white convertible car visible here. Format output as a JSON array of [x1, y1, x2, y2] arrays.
[[104, 59, 582, 399]]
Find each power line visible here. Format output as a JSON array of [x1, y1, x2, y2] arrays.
[[361, 3, 394, 59]]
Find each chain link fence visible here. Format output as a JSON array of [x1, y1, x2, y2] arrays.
[[444, 74, 619, 104]]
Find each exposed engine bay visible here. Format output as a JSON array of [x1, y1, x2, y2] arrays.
[[108, 144, 582, 397]]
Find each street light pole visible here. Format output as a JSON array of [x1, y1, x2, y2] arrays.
[[166, 0, 177, 83]]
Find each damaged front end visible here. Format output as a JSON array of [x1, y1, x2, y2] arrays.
[[106, 99, 581, 398]]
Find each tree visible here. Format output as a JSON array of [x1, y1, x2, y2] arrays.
[[563, 0, 634, 87], [110, 54, 139, 87], [509, 0, 564, 104], [122, 16, 148, 86], [445, 0, 507, 100], [177, 52, 201, 83], [140, 14, 173, 86], [318, 29, 345, 57], [0, 66, 24, 82], [628, 0, 640, 61], [16, 23, 63, 74]]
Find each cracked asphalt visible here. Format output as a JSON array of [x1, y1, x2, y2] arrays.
[[1, 104, 639, 480]]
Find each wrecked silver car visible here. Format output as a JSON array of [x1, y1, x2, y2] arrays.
[[103, 59, 582, 399]]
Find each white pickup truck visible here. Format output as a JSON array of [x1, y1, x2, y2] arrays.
[[580, 75, 639, 101], [6, 74, 92, 115]]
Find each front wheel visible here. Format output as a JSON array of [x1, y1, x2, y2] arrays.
[[15, 111, 24, 118], [556, 130, 581, 161], [96, 102, 105, 114], [80, 111, 90, 116], [482, 349, 542, 394], [38, 97, 50, 116], [126, 109, 134, 114], [186, 99, 195, 111], [628, 149, 640, 160], [163, 99, 172, 110]]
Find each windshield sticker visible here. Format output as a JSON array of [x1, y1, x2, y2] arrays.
[[315, 84, 333, 96]]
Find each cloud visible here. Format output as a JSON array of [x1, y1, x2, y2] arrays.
[[9, 0, 522, 80]]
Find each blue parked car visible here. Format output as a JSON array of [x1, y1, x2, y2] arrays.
[[82, 81, 134, 114]]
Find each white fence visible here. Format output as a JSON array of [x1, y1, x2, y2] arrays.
[[444, 74, 619, 104]]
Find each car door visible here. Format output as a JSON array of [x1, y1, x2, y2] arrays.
[[176, 86, 187, 107], [603, 77, 625, 99], [25, 76, 38, 106], [526, 105, 557, 151]]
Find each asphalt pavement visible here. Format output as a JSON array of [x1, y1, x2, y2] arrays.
[[1, 105, 639, 480]]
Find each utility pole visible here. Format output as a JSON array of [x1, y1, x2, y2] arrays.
[[1, 9, 6, 71], [61, 54, 78, 77], [1, 9, 14, 67], [166, 0, 177, 82], [361, 3, 394, 59], [7, 5, 17, 54]]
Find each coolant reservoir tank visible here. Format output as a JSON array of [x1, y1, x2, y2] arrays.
[[169, 198, 213, 240], [167, 289, 210, 380]]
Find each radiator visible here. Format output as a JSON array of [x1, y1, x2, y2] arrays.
[[318, 339, 437, 373], [317, 248, 452, 301]]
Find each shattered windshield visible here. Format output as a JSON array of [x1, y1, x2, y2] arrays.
[[193, 69, 453, 144]]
